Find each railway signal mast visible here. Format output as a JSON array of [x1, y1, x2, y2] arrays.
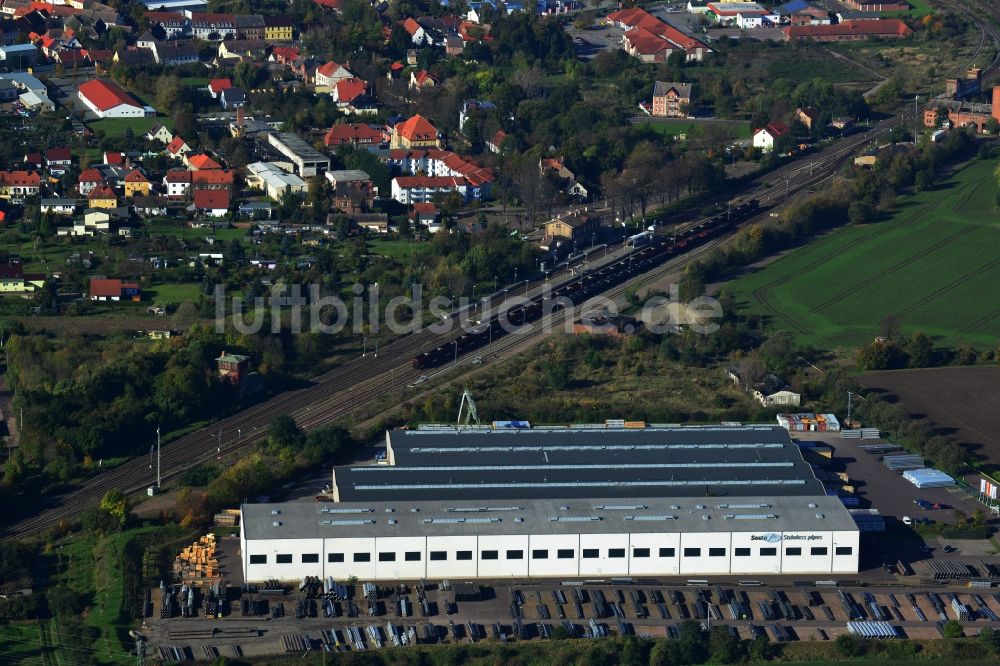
[[149, 428, 161, 496]]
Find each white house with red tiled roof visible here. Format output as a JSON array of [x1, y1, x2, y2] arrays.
[[78, 168, 104, 195], [332, 78, 367, 106], [402, 17, 429, 45], [753, 121, 791, 152], [77, 78, 155, 118], [207, 78, 232, 98], [314, 60, 354, 90], [409, 69, 437, 90], [166, 136, 191, 158]]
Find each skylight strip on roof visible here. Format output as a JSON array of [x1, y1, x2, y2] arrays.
[[354, 480, 809, 490], [350, 462, 795, 473]]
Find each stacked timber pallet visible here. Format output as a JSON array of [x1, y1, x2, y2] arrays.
[[174, 534, 222, 586], [214, 509, 241, 527]]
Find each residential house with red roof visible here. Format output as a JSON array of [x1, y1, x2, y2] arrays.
[[124, 169, 151, 197], [332, 78, 367, 106], [186, 154, 222, 171], [78, 168, 104, 195], [409, 69, 437, 90], [323, 123, 388, 147], [87, 184, 117, 208], [77, 78, 154, 118], [163, 169, 192, 197], [402, 17, 429, 45], [89, 277, 140, 301], [193, 189, 230, 217], [45, 147, 72, 175], [315, 60, 354, 90], [270, 46, 299, 64], [409, 202, 440, 227], [486, 129, 507, 154], [0, 171, 40, 198], [166, 136, 191, 158], [208, 78, 232, 98], [390, 114, 441, 149], [753, 121, 791, 152]]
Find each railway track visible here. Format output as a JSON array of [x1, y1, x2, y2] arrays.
[[6, 7, 1000, 540], [0, 112, 907, 541]]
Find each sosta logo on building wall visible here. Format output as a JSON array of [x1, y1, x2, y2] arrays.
[[751, 533, 823, 543]]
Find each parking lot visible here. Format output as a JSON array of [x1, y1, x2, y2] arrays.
[[144, 430, 1000, 659], [793, 431, 997, 574], [146, 575, 1000, 659]]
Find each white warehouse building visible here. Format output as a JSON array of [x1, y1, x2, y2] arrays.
[[240, 424, 860, 581]]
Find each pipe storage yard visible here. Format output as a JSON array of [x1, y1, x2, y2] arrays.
[[240, 424, 860, 581]]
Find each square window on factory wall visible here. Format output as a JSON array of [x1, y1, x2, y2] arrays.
[[734, 548, 751, 557], [378, 552, 396, 562], [683, 548, 701, 557], [328, 553, 344, 563], [557, 549, 574, 559], [811, 547, 828, 556], [532, 549, 549, 560], [506, 550, 524, 560], [760, 548, 777, 556], [709, 548, 726, 557], [836, 546, 853, 556], [482, 550, 499, 560], [659, 548, 676, 558], [608, 548, 626, 558], [582, 549, 599, 559], [249, 554, 266, 564], [405, 552, 421, 561], [301, 553, 319, 563], [353, 553, 371, 562], [456, 551, 473, 561], [785, 547, 802, 556], [430, 551, 447, 561], [276, 554, 292, 564], [633, 548, 650, 558]]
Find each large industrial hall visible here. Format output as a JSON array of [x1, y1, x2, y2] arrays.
[[240, 423, 860, 581]]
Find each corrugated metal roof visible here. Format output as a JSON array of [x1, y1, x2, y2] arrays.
[[242, 494, 857, 540]]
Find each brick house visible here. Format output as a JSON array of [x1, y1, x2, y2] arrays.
[[651, 81, 691, 118]]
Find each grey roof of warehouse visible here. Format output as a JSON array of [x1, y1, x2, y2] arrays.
[[330, 424, 825, 502], [242, 495, 857, 541]]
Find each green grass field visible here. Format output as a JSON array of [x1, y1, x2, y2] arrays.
[[638, 118, 753, 140], [145, 282, 203, 305], [726, 158, 1000, 351], [370, 239, 436, 261], [89, 116, 172, 138]]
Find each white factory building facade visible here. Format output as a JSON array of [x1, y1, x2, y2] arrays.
[[240, 424, 860, 581]]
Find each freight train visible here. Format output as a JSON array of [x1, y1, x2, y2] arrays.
[[412, 198, 760, 370]]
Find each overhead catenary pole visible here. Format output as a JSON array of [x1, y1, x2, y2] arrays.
[[156, 427, 161, 489]]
